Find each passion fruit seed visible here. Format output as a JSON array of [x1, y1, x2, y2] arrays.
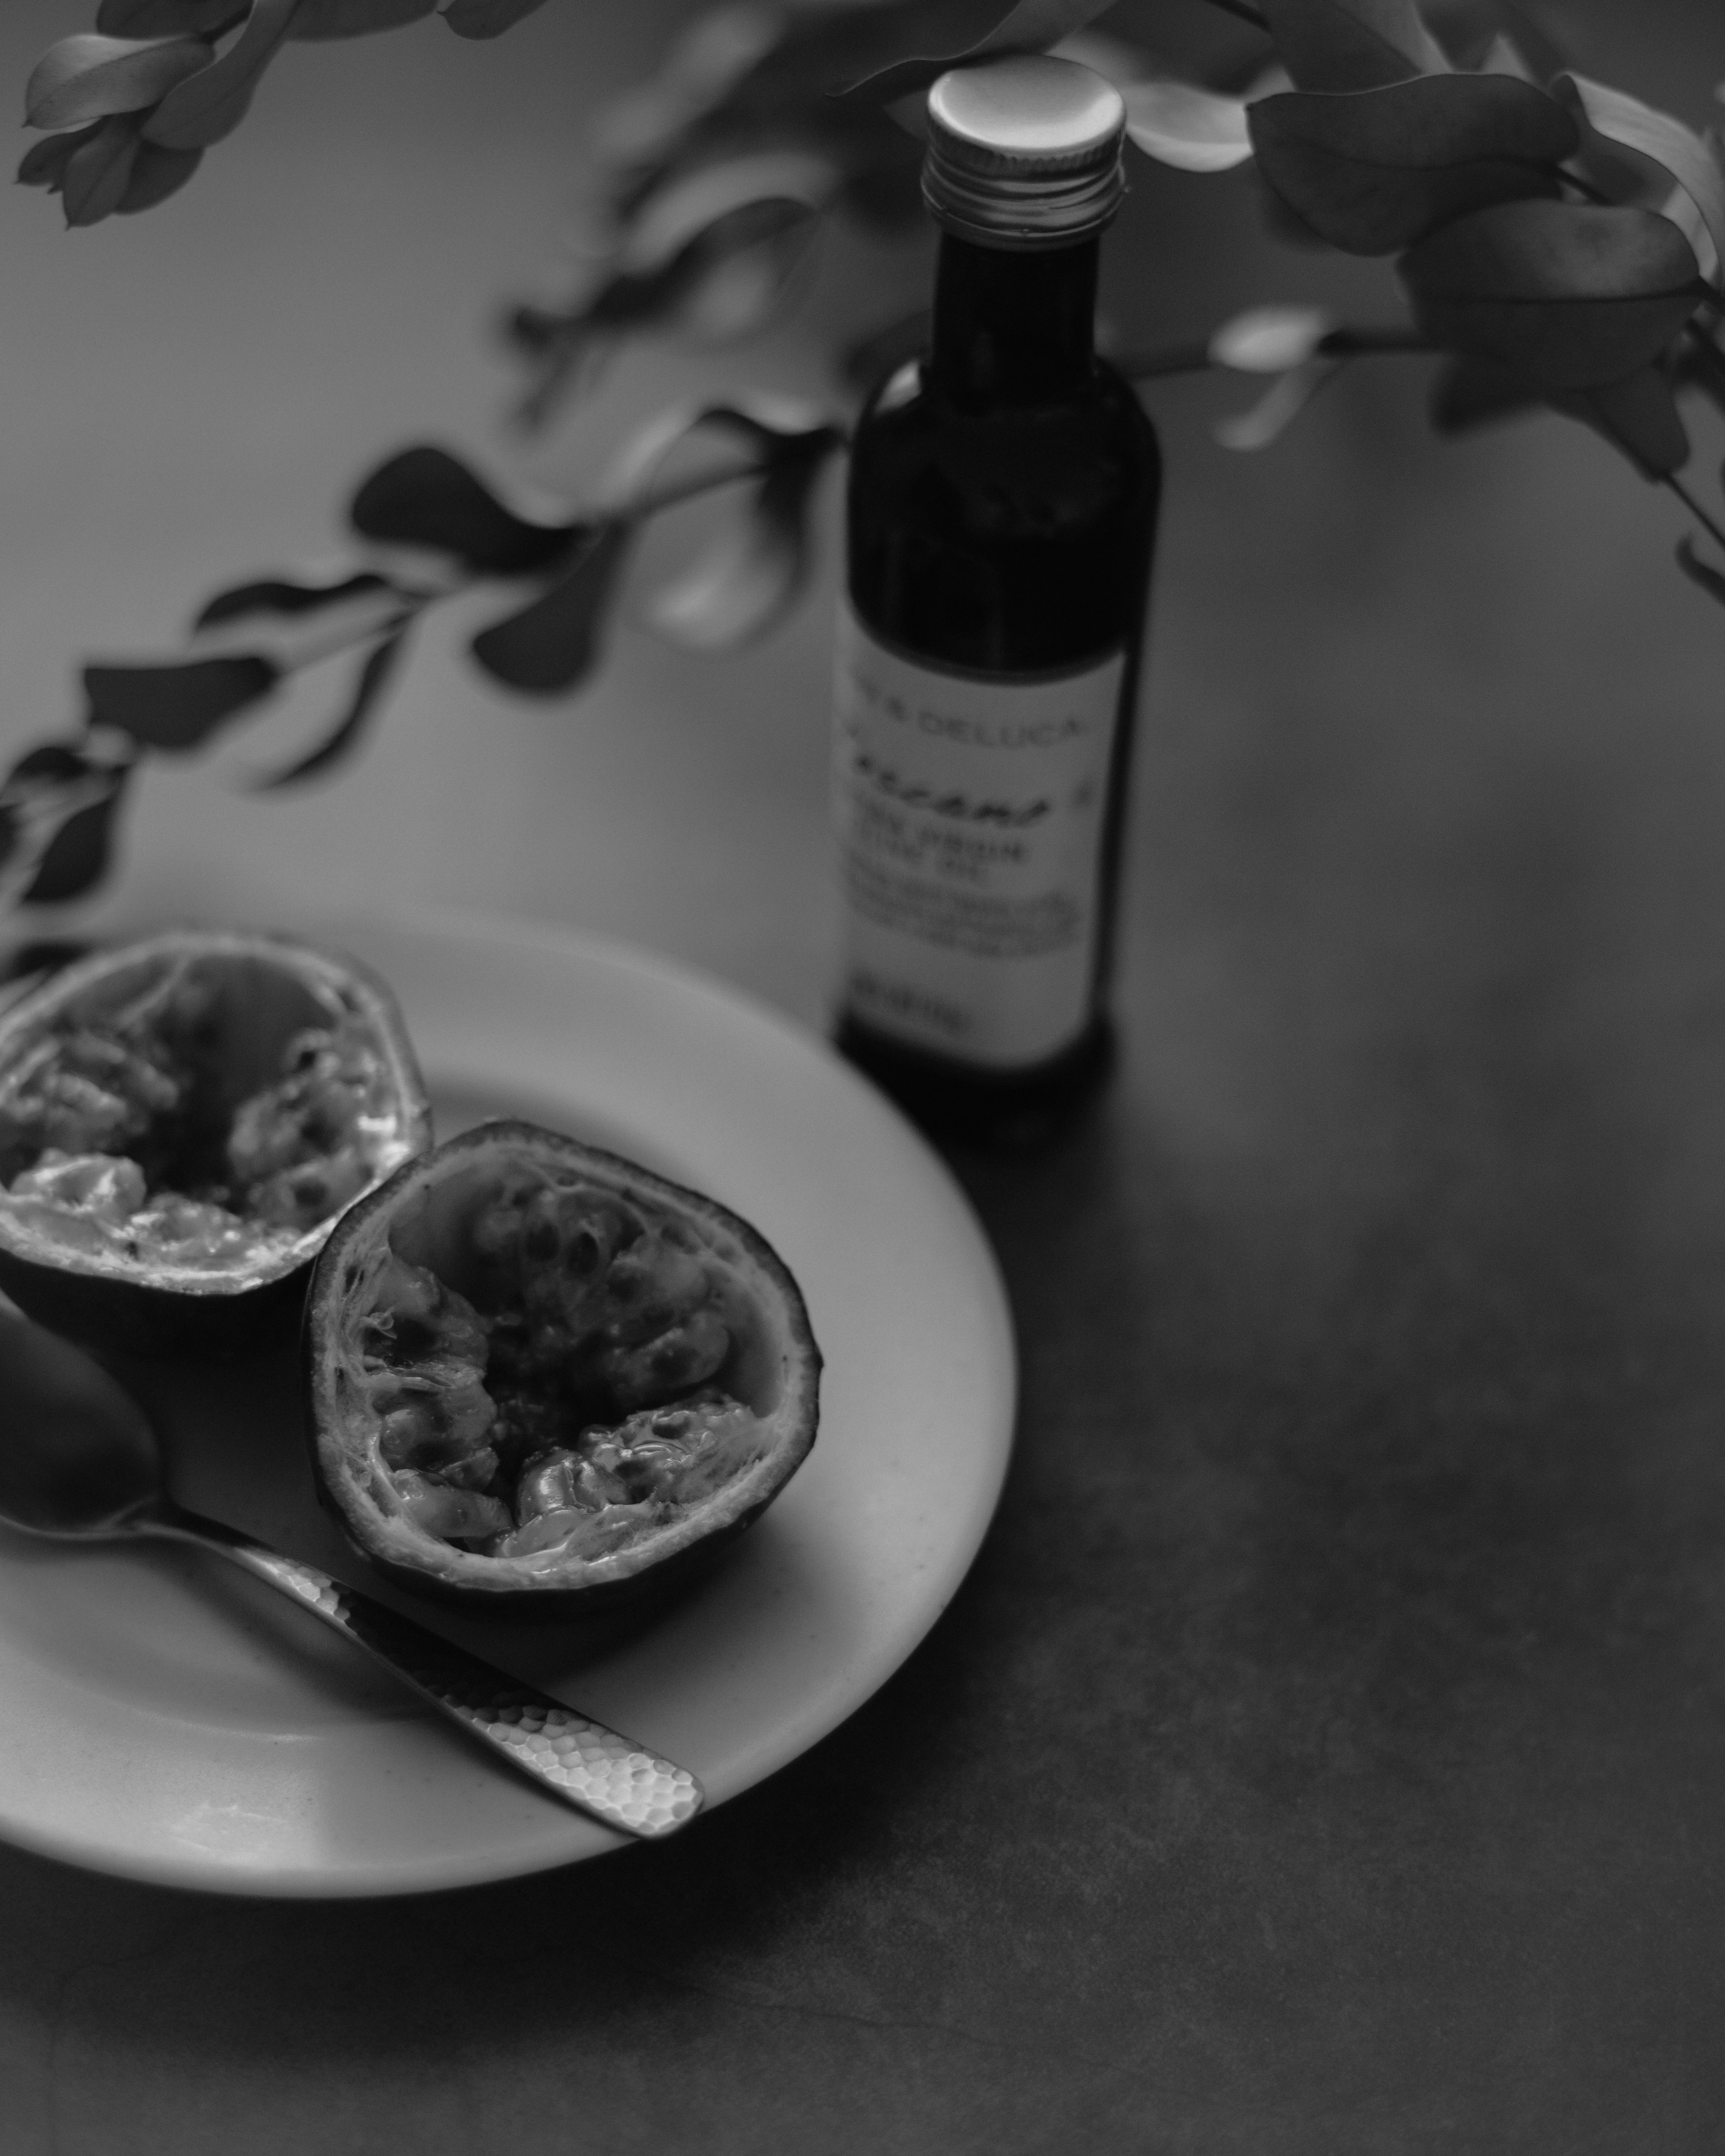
[[1, 956, 410, 1274], [0, 932, 432, 1356], [10, 1149, 146, 1226], [348, 1194, 749, 1560], [229, 1026, 388, 1231], [307, 1122, 820, 1612], [495, 1396, 760, 1561]]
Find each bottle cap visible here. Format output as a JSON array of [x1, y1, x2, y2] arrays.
[[923, 55, 1127, 251]]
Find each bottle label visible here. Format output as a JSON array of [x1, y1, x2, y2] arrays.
[[831, 602, 1125, 1069]]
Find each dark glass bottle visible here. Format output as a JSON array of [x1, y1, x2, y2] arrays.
[[831, 57, 1162, 1146]]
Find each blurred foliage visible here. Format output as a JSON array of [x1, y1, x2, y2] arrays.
[[6, 0, 1725, 905]]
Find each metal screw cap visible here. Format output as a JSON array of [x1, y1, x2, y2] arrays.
[[923, 55, 1127, 251]]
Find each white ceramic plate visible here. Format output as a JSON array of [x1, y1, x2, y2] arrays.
[[0, 913, 1015, 1896]]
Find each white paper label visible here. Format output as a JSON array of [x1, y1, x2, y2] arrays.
[[831, 601, 1125, 1068]]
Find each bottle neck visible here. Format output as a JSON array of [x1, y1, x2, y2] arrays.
[[928, 231, 1101, 408]]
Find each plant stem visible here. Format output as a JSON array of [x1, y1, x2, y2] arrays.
[[1664, 473, 1725, 557], [1119, 327, 1432, 384], [221, 445, 840, 687], [1561, 168, 1613, 207], [622, 447, 841, 523], [1322, 327, 1433, 357], [1117, 342, 1216, 381], [1684, 323, 1725, 413], [1197, 0, 1270, 27]]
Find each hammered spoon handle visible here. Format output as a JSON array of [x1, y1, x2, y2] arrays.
[[0, 1305, 702, 1841], [144, 1501, 703, 1839]]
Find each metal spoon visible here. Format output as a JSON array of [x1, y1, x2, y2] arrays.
[[0, 1309, 703, 1840]]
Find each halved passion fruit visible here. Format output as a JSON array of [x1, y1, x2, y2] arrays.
[[0, 929, 431, 1356], [305, 1121, 821, 1613]]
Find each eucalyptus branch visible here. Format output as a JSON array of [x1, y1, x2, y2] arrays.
[[1118, 325, 1433, 386], [1682, 323, 1725, 414], [217, 447, 823, 690], [1665, 473, 1725, 559], [1116, 342, 1216, 382], [624, 452, 843, 525], [1560, 169, 1614, 208], [1320, 328, 1435, 358], [13, 0, 1725, 913], [1194, 0, 1270, 29]]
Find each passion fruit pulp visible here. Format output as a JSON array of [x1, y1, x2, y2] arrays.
[[305, 1120, 821, 1614], [0, 929, 431, 1356]]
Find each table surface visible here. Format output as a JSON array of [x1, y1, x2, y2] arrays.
[[4, 0, 1725, 2148]]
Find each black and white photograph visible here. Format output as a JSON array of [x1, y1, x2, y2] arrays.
[[0, 0, 1720, 2147]]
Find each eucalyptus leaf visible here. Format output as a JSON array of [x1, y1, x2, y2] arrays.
[[1261, 0, 1447, 94], [26, 34, 214, 133], [0, 940, 93, 986], [1552, 364, 1689, 478], [96, 2, 245, 34], [21, 779, 132, 907], [1214, 358, 1341, 450], [618, 153, 838, 276], [251, 630, 408, 788], [843, 126, 943, 211], [1676, 535, 1725, 609], [602, 400, 845, 512], [1556, 75, 1725, 286], [641, 464, 822, 651], [1254, 168, 1335, 250], [1122, 78, 1254, 175], [513, 177, 833, 429], [1210, 305, 1337, 371], [0, 741, 135, 910], [841, 308, 933, 392], [1655, 182, 1717, 294], [592, 6, 783, 170], [700, 1, 929, 117], [1428, 353, 1540, 431], [469, 524, 631, 694], [634, 412, 844, 651], [836, 137, 931, 230], [289, 0, 437, 34], [1420, 0, 1567, 82], [83, 653, 278, 751], [18, 125, 101, 193], [1399, 199, 1705, 390], [1248, 75, 1576, 255], [193, 570, 395, 628], [1673, 312, 1725, 415], [863, 135, 967, 213], [62, 116, 144, 228], [2, 744, 96, 795], [672, 200, 823, 343], [828, 0, 1116, 102], [144, 0, 299, 151], [118, 140, 203, 212], [1473, 33, 1533, 84], [441, 0, 552, 38], [596, 0, 934, 191], [348, 448, 577, 574], [192, 580, 416, 674]]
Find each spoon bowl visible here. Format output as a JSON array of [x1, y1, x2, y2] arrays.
[[0, 1309, 702, 1841], [0, 1314, 160, 1536]]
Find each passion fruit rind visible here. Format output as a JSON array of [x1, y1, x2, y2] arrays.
[[0, 930, 431, 1356], [305, 1121, 821, 1613]]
